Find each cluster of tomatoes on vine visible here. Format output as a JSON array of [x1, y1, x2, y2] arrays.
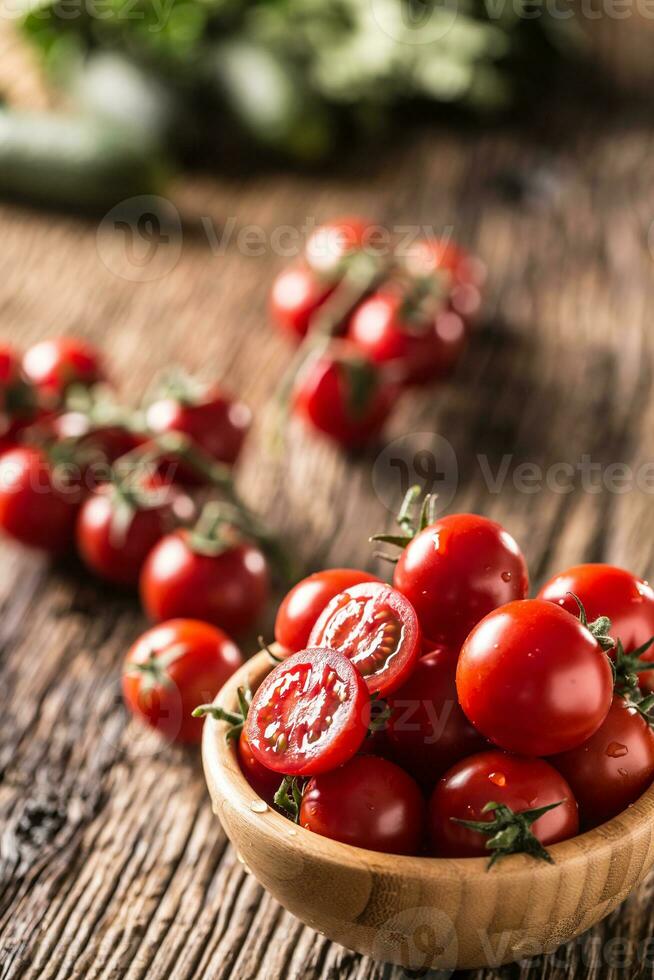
[[0, 336, 281, 645], [269, 217, 485, 447], [193, 488, 654, 863]]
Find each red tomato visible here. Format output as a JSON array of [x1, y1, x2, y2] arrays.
[[0, 446, 81, 554], [76, 482, 193, 587], [428, 750, 578, 859], [538, 564, 654, 682], [551, 695, 654, 829], [292, 343, 397, 447], [245, 647, 370, 775], [23, 337, 105, 405], [122, 619, 243, 744], [140, 530, 270, 634], [457, 599, 614, 756], [300, 755, 425, 855], [0, 346, 37, 448], [146, 386, 251, 473], [405, 238, 486, 288], [386, 646, 487, 789], [308, 582, 421, 697], [393, 513, 528, 649], [274, 568, 381, 653], [238, 728, 282, 802], [269, 262, 334, 340], [53, 411, 142, 469], [305, 217, 370, 276], [347, 288, 467, 385]]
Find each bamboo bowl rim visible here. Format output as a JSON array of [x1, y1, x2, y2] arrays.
[[203, 648, 654, 882]]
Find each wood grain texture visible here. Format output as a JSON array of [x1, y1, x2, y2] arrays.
[[1, 19, 654, 980]]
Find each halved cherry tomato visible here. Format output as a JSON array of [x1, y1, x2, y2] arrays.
[[146, 380, 251, 473], [551, 695, 654, 829], [429, 750, 578, 858], [300, 754, 425, 855], [386, 646, 487, 789], [393, 513, 529, 649], [140, 530, 270, 634], [538, 564, 654, 684], [269, 262, 334, 340], [245, 647, 370, 775], [23, 337, 105, 405], [457, 599, 614, 756], [274, 568, 381, 654], [292, 343, 397, 448], [122, 619, 243, 744], [347, 288, 467, 385], [308, 582, 421, 696], [0, 445, 81, 554], [76, 481, 194, 587], [237, 727, 282, 803]]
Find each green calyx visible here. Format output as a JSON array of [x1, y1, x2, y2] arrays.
[[568, 593, 615, 654], [125, 643, 187, 692], [612, 636, 654, 700], [148, 367, 209, 408], [371, 484, 438, 560], [274, 776, 306, 823], [453, 800, 563, 869], [368, 692, 391, 734], [192, 684, 252, 741]]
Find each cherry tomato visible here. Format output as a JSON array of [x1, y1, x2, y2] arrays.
[[305, 217, 370, 277], [146, 385, 251, 473], [53, 411, 142, 469], [551, 695, 654, 829], [245, 647, 370, 775], [22, 337, 105, 405], [428, 750, 578, 858], [300, 755, 425, 855], [538, 564, 654, 682], [393, 513, 528, 649], [275, 568, 381, 653], [269, 262, 334, 340], [457, 599, 614, 756], [308, 582, 421, 697], [0, 346, 37, 448], [140, 530, 270, 634], [122, 619, 243, 744], [237, 727, 283, 803], [386, 646, 487, 789], [405, 238, 486, 288], [76, 482, 194, 587], [293, 343, 397, 447], [347, 288, 467, 385], [0, 446, 81, 554]]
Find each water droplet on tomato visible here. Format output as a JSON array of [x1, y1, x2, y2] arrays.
[[489, 771, 506, 787], [501, 571, 512, 582], [606, 742, 628, 758]]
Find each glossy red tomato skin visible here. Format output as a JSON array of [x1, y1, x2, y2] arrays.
[[146, 389, 252, 473], [538, 564, 654, 678], [237, 728, 282, 803], [0, 446, 81, 554], [428, 750, 578, 858], [245, 648, 370, 776], [305, 217, 370, 277], [393, 514, 528, 650], [22, 337, 105, 404], [76, 485, 191, 587], [386, 646, 487, 789], [53, 412, 142, 468], [275, 568, 381, 653], [269, 262, 334, 340], [140, 531, 270, 634], [122, 619, 243, 744], [347, 289, 468, 385], [308, 582, 422, 697], [550, 696, 654, 830], [292, 345, 397, 448], [457, 599, 614, 757], [300, 755, 425, 855]]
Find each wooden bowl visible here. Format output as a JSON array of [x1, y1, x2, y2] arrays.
[[202, 650, 654, 971]]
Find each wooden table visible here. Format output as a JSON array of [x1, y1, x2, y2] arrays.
[[2, 23, 654, 980]]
